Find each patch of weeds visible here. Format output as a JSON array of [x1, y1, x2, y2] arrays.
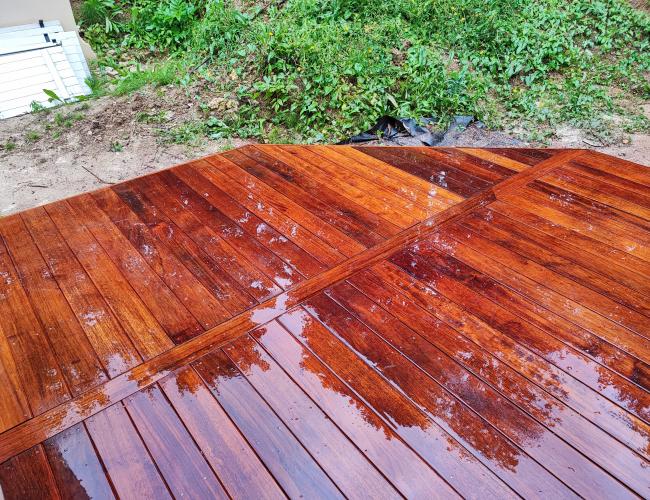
[[29, 101, 48, 113], [159, 121, 205, 145], [110, 141, 124, 152], [136, 110, 168, 123], [53, 111, 85, 129], [2, 140, 16, 152], [114, 60, 183, 96], [25, 130, 41, 142], [82, 0, 650, 142]]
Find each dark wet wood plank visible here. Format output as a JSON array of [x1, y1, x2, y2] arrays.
[[159, 366, 285, 499], [0, 445, 59, 499], [224, 333, 400, 498], [223, 147, 387, 247], [85, 403, 171, 499], [67, 193, 204, 343], [0, 228, 69, 415], [315, 145, 462, 208], [253, 320, 456, 498], [124, 385, 228, 498], [43, 423, 115, 500], [206, 153, 361, 259], [242, 146, 403, 239], [318, 283, 576, 496], [114, 179, 258, 314], [193, 349, 344, 498], [0, 213, 107, 395], [389, 246, 650, 458], [46, 200, 173, 361], [20, 208, 143, 376], [348, 269, 649, 496], [278, 306, 515, 499], [355, 146, 491, 197], [173, 161, 327, 278]]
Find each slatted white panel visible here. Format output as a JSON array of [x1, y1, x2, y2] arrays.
[[0, 20, 91, 119], [0, 45, 86, 119]]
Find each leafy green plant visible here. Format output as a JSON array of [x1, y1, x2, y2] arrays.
[[80, 0, 123, 32], [2, 140, 16, 152], [110, 141, 124, 151], [80, 0, 650, 142]]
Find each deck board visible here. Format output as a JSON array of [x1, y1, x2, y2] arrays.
[[0, 146, 648, 499]]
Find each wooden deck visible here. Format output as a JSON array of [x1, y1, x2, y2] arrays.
[[0, 145, 648, 499]]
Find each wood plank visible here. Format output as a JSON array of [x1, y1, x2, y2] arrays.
[[0, 231, 69, 415], [569, 158, 650, 199], [158, 366, 285, 500], [253, 320, 456, 498], [489, 149, 585, 197], [311, 289, 609, 498], [43, 423, 115, 500], [262, 145, 417, 228], [92, 188, 228, 332], [67, 193, 204, 343], [485, 148, 554, 166], [529, 181, 650, 246], [224, 147, 386, 247], [46, 201, 173, 360], [0, 189, 494, 464], [0, 213, 107, 394], [114, 179, 258, 314], [250, 145, 404, 238], [156, 169, 304, 289], [198, 158, 346, 267], [420, 227, 650, 392], [225, 333, 400, 498], [309, 145, 453, 212], [207, 153, 363, 258], [172, 161, 326, 278], [284, 145, 428, 225], [140, 171, 283, 302], [500, 188, 650, 261], [21, 207, 143, 376], [388, 249, 650, 458], [0, 302, 31, 432], [0, 445, 59, 499], [320, 145, 463, 206], [348, 270, 650, 496], [278, 306, 516, 499], [459, 208, 650, 318], [85, 403, 171, 499], [441, 221, 650, 339], [418, 147, 516, 182], [354, 146, 491, 197], [124, 385, 228, 498], [490, 200, 650, 287], [547, 166, 650, 215], [460, 148, 530, 172], [579, 150, 650, 187], [193, 349, 343, 498]]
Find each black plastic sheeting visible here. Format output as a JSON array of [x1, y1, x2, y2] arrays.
[[338, 115, 481, 146]]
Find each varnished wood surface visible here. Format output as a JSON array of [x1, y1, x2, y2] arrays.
[[1, 146, 648, 499]]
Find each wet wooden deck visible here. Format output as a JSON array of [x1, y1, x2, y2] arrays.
[[0, 145, 648, 498]]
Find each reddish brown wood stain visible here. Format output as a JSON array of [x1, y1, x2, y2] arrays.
[[0, 146, 648, 498]]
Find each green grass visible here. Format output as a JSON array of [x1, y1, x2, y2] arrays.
[[81, 0, 650, 142], [25, 130, 41, 142]]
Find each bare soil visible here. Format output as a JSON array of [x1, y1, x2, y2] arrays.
[[0, 86, 252, 216], [1, 89, 648, 216]]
